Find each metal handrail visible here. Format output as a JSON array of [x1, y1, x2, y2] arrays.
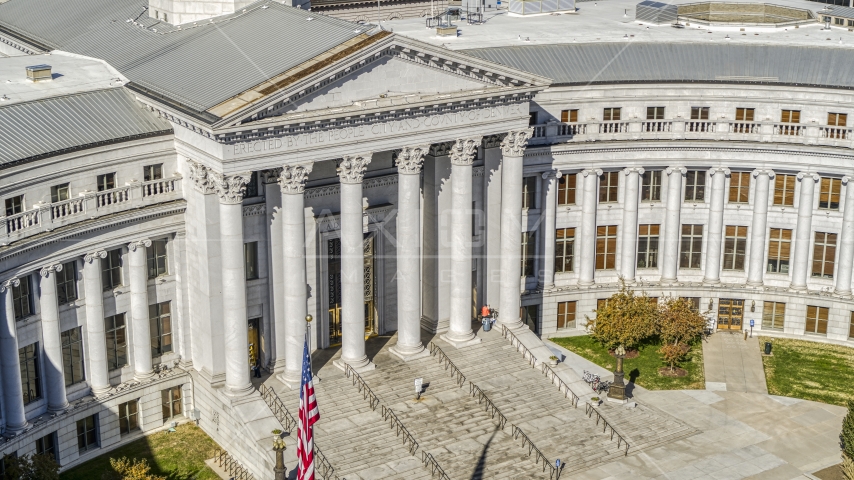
[[314, 444, 338, 480], [381, 405, 419, 454], [585, 403, 630, 455], [511, 426, 559, 480], [540, 363, 580, 408], [501, 325, 537, 367], [344, 364, 380, 410], [214, 448, 255, 480], [428, 341, 467, 386], [421, 451, 452, 480], [468, 382, 508, 430]]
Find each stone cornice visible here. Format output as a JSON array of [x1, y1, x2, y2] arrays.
[[243, 204, 266, 217], [337, 155, 372, 184], [304, 174, 399, 200], [534, 143, 854, 161], [279, 163, 314, 194]]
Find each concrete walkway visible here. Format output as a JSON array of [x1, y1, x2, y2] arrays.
[[703, 331, 768, 394]]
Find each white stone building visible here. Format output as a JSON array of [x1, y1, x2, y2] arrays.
[[0, 0, 853, 477]]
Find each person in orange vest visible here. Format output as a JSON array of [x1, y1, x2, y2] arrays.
[[481, 304, 491, 320]]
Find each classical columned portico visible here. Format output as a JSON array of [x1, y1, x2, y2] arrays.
[[38, 265, 68, 413], [215, 171, 255, 395], [443, 137, 483, 346], [704, 167, 729, 284], [747, 169, 774, 285], [539, 170, 560, 290], [577, 168, 601, 286], [128, 239, 154, 380], [0, 279, 27, 433], [790, 172, 819, 290], [334, 154, 375, 372], [83, 251, 110, 395], [835, 176, 854, 295], [279, 163, 314, 386], [391, 145, 430, 360], [662, 166, 686, 282], [620, 167, 643, 283]]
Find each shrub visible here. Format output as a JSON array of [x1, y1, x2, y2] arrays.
[[844, 400, 854, 479], [657, 297, 707, 372], [585, 281, 657, 351], [2, 454, 59, 480], [107, 457, 166, 480]]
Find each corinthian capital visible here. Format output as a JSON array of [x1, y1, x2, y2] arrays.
[[40, 264, 63, 278], [0, 278, 20, 293], [450, 137, 482, 166], [84, 250, 108, 264], [500, 129, 534, 157], [279, 163, 314, 194], [214, 172, 252, 204], [337, 154, 372, 184], [396, 145, 430, 175], [128, 239, 152, 252], [187, 159, 218, 195]]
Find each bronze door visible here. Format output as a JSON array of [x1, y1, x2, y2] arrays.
[[717, 299, 744, 330]]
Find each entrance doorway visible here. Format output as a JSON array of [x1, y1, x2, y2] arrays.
[[327, 235, 377, 346], [717, 299, 744, 330], [248, 317, 261, 368]]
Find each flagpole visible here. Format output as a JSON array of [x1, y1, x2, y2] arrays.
[[305, 314, 313, 377]]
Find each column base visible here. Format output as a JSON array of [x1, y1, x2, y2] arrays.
[[389, 343, 430, 361], [48, 402, 69, 415], [577, 280, 594, 287], [90, 385, 112, 398], [497, 318, 527, 333], [333, 356, 375, 373], [835, 289, 851, 296], [272, 358, 288, 374], [440, 332, 481, 349], [702, 278, 721, 286], [224, 382, 255, 398], [746, 280, 764, 287], [789, 284, 807, 292], [4, 421, 29, 436], [278, 370, 302, 389], [134, 370, 156, 382]]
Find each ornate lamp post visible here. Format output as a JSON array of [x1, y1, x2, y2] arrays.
[[608, 345, 627, 401], [272, 432, 286, 480]]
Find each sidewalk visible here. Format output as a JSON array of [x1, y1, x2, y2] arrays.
[[703, 331, 768, 393]]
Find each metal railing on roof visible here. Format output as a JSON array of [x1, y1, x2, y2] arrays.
[[585, 402, 630, 455]]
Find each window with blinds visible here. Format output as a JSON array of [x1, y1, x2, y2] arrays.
[[729, 172, 750, 203], [828, 112, 848, 126], [557, 301, 576, 329], [558, 175, 576, 205], [595, 226, 618, 270], [762, 302, 785, 331], [819, 177, 841, 210], [767, 228, 792, 274], [603, 108, 621, 121], [723, 226, 748, 271], [680, 225, 703, 269], [773, 174, 796, 206], [805, 305, 828, 335], [781, 110, 801, 123], [599, 172, 619, 203], [736, 108, 755, 121], [555, 228, 575, 273], [560, 109, 578, 123], [812, 232, 837, 278], [637, 224, 660, 269]]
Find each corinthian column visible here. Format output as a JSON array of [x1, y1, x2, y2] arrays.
[[215, 171, 254, 395], [835, 176, 854, 295], [704, 167, 730, 284], [83, 250, 110, 395], [790, 172, 819, 291], [333, 154, 376, 372], [278, 163, 314, 387], [38, 264, 68, 413], [441, 137, 483, 346], [662, 166, 686, 282], [578, 168, 602, 286], [391, 145, 431, 360], [747, 170, 774, 285], [539, 170, 561, 290], [1, 278, 28, 433], [128, 239, 153, 380], [620, 167, 643, 282]]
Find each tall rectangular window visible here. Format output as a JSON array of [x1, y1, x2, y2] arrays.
[[143, 164, 163, 182], [767, 228, 792, 274], [691, 107, 709, 120], [245, 172, 259, 198], [819, 177, 841, 210], [781, 110, 801, 123], [646, 106, 665, 120], [5, 195, 23, 216], [680, 225, 703, 269], [828, 112, 848, 126], [599, 172, 619, 203], [20, 343, 40, 404], [729, 172, 750, 203], [736, 108, 755, 121], [560, 109, 578, 123], [805, 306, 828, 335], [105, 314, 127, 371], [603, 108, 621, 121], [96, 173, 116, 192], [35, 432, 57, 462], [101, 249, 122, 290], [723, 226, 748, 271], [50, 183, 69, 203], [641, 170, 661, 201], [147, 239, 168, 278], [555, 228, 575, 273], [682, 297, 701, 312], [161, 386, 183, 421], [812, 232, 837, 278], [557, 301, 577, 329], [76, 415, 99, 453], [684, 170, 706, 202], [849, 312, 854, 338], [12, 276, 33, 320], [773, 174, 796, 206], [150, 302, 173, 357], [557, 175, 576, 205], [637, 224, 660, 269], [762, 302, 786, 331], [595, 226, 618, 270], [61, 327, 85, 387], [56, 261, 78, 305], [244, 242, 259, 280], [521, 232, 536, 277], [522, 176, 537, 209], [119, 400, 139, 435]]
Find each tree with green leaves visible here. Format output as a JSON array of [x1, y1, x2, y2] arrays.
[[2, 454, 59, 480], [585, 281, 657, 352], [657, 297, 708, 372], [106, 457, 166, 480], [843, 400, 854, 480]]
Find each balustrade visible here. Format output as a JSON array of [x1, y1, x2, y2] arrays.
[[599, 121, 630, 134], [642, 121, 672, 133], [821, 126, 852, 140], [774, 123, 804, 136], [729, 122, 760, 134], [4, 209, 41, 234], [96, 186, 130, 208], [50, 197, 85, 220], [142, 177, 178, 197], [686, 121, 716, 133]]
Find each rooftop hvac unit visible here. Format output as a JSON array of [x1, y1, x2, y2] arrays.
[[26, 64, 52, 83]]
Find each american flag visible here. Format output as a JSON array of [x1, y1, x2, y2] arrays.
[[297, 337, 319, 480]]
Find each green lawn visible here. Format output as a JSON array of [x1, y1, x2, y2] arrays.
[[551, 335, 705, 390], [760, 336, 854, 407], [60, 423, 220, 480]]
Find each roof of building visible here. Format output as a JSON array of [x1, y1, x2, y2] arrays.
[[817, 4, 854, 19], [0, 0, 367, 114], [0, 87, 172, 166]]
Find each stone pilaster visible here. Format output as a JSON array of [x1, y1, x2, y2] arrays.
[[539, 170, 561, 290]]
